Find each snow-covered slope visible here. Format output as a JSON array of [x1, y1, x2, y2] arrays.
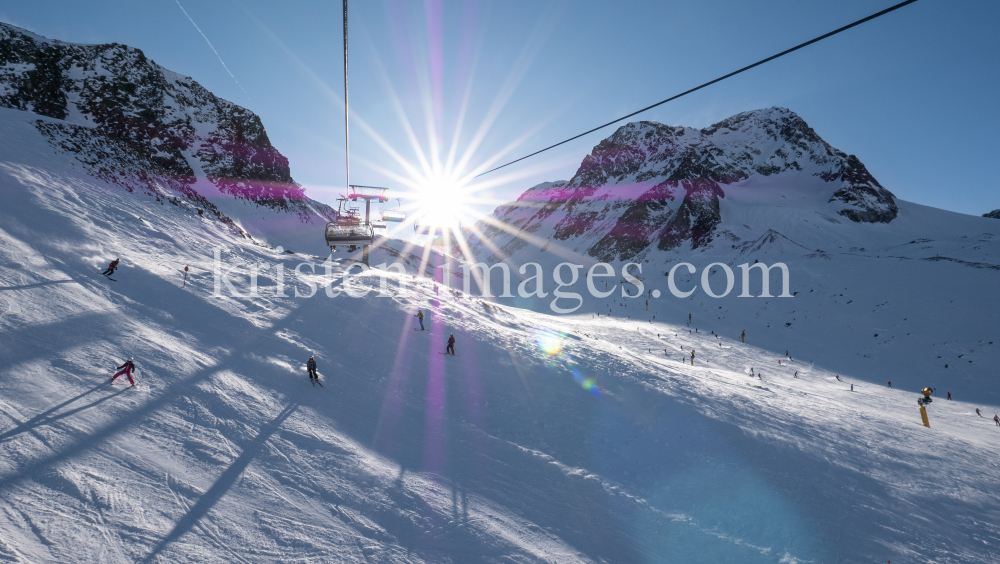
[[0, 21, 335, 255], [2, 90, 1000, 563], [461, 110, 1000, 406]]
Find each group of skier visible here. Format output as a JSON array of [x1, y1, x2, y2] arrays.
[[99, 258, 993, 428]]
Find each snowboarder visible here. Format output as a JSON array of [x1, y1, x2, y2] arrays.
[[307, 356, 318, 382], [888, 381, 892, 389], [446, 334, 456, 355], [741, 329, 745, 343], [976, 408, 982, 417], [947, 392, 951, 400], [101, 258, 120, 277], [414, 309, 425, 331], [111, 358, 136, 387]]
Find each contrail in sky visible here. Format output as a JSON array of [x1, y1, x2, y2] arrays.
[[174, 0, 254, 108]]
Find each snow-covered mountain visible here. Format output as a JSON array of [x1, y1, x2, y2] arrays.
[[460, 109, 999, 406], [467, 108, 897, 264], [0, 22, 334, 255], [3, 99, 1000, 562], [985, 209, 1000, 219], [3, 23, 1000, 564]]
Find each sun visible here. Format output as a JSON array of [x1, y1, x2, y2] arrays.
[[411, 176, 471, 231]]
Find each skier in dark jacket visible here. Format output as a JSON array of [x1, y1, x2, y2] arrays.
[[446, 334, 456, 355], [976, 408, 982, 417], [995, 415, 999, 427], [307, 356, 318, 381], [111, 358, 136, 387], [101, 258, 120, 277]]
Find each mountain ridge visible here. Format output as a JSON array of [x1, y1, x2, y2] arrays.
[[467, 107, 899, 264], [0, 21, 334, 252]]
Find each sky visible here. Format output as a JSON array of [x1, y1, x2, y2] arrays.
[[2, 0, 998, 231]]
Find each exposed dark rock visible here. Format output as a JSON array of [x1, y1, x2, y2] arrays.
[[0, 22, 335, 225], [468, 107, 899, 263]]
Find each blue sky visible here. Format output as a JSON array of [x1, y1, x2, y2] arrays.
[[3, 0, 998, 224]]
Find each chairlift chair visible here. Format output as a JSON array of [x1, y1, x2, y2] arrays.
[[326, 196, 374, 250], [382, 198, 406, 223]]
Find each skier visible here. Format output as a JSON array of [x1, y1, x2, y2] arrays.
[[836, 374, 841, 382], [688, 313, 691, 325], [794, 371, 798, 378], [995, 415, 999, 427], [111, 358, 136, 387], [414, 309, 425, 331], [101, 258, 120, 277], [307, 356, 318, 382], [947, 392, 951, 400], [786, 350, 789, 356], [690, 349, 695, 365], [446, 334, 456, 355], [741, 329, 745, 343], [888, 381, 892, 389], [851, 383, 854, 391], [750, 367, 754, 377], [976, 408, 982, 417], [778, 359, 781, 365]]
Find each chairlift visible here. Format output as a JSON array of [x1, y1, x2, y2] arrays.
[[382, 198, 406, 223], [326, 197, 374, 249], [322, 5, 396, 259]]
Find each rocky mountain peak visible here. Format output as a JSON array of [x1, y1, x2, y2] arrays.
[[0, 22, 333, 241], [468, 107, 900, 264]]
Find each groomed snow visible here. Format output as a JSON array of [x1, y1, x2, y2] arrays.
[[2, 107, 1000, 563]]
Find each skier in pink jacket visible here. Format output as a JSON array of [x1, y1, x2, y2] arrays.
[[111, 358, 136, 387]]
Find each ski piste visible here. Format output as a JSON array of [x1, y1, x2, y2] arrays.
[[1, 13, 999, 561]]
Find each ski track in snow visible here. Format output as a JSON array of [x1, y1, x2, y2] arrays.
[[0, 107, 999, 562]]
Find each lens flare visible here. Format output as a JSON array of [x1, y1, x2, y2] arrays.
[[535, 331, 563, 356]]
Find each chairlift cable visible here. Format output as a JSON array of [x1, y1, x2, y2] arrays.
[[474, 0, 920, 178], [343, 0, 350, 191]]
